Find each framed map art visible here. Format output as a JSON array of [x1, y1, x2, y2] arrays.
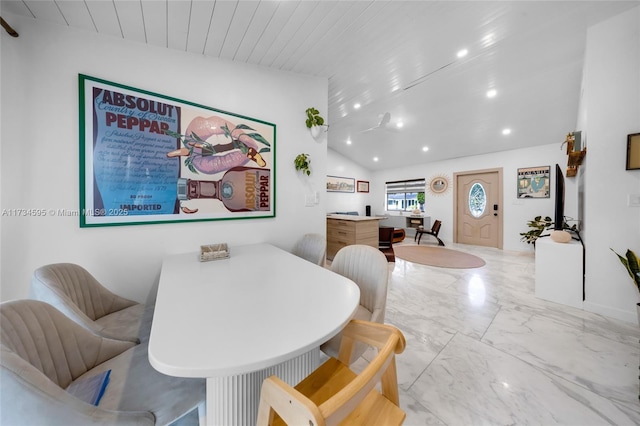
[[517, 166, 550, 198]]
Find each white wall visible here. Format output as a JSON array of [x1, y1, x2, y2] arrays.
[[0, 14, 328, 302], [371, 144, 571, 252], [582, 6, 640, 323], [367, 6, 640, 324], [326, 149, 373, 215]]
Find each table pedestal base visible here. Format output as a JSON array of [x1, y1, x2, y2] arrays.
[[205, 348, 320, 426]]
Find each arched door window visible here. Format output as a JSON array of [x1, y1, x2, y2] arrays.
[[469, 183, 486, 218]]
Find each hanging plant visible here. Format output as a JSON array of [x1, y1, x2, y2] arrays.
[[305, 107, 325, 128], [294, 153, 311, 176]]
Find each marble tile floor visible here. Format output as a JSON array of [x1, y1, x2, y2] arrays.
[[353, 242, 640, 426]]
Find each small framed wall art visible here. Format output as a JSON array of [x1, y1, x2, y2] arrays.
[[326, 175, 355, 193], [357, 180, 370, 193], [626, 133, 640, 170], [517, 166, 550, 198]]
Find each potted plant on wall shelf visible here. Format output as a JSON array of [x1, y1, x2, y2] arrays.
[[305, 107, 327, 138], [294, 153, 311, 176]]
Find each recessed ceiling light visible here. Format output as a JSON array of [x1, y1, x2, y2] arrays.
[[486, 89, 497, 98], [422, 146, 429, 152], [457, 49, 468, 58], [396, 121, 404, 128], [373, 157, 379, 162], [502, 128, 512, 135], [346, 139, 352, 145], [354, 103, 361, 109]]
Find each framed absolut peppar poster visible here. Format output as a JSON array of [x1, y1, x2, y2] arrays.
[[79, 74, 275, 227]]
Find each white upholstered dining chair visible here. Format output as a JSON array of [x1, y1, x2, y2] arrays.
[[321, 244, 390, 363], [0, 299, 204, 425], [30, 263, 148, 343], [291, 233, 326, 266]]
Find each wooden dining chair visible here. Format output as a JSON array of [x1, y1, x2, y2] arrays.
[[256, 320, 406, 426]]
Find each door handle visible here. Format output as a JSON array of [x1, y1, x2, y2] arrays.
[[493, 204, 498, 216]]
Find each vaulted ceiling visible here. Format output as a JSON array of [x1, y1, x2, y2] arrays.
[[2, 1, 637, 170]]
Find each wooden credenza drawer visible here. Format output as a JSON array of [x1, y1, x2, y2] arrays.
[[326, 217, 381, 260], [327, 226, 355, 242]]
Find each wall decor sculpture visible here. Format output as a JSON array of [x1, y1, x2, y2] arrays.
[[79, 74, 276, 227], [561, 131, 586, 177], [429, 175, 450, 195]]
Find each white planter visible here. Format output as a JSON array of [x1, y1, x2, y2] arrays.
[[310, 125, 322, 138]]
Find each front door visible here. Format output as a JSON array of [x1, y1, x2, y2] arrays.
[[454, 168, 503, 248]]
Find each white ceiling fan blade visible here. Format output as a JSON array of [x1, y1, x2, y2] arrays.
[[379, 112, 391, 127], [359, 112, 391, 134]]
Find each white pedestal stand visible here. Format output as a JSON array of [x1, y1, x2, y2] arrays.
[[535, 238, 584, 309]]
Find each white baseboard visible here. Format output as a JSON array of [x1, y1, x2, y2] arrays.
[[583, 300, 638, 325]]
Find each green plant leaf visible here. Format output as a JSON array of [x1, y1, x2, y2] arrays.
[[626, 249, 640, 287], [611, 248, 640, 288], [234, 124, 255, 131], [221, 124, 231, 139], [246, 133, 270, 147], [232, 140, 248, 154], [190, 132, 206, 143]]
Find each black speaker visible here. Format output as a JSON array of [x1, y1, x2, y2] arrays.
[[365, 205, 371, 216]]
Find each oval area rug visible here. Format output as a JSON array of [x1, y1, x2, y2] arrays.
[[394, 245, 485, 269]]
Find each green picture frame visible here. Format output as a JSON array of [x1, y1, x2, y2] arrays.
[[79, 74, 276, 227]]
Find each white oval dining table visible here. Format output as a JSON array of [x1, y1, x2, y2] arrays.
[[148, 243, 360, 426]]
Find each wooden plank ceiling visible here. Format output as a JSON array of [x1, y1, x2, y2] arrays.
[[2, 1, 636, 170]]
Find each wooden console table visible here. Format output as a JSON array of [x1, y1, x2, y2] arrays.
[[326, 215, 383, 260], [379, 215, 430, 237]]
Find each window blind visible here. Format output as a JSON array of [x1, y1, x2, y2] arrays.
[[385, 179, 426, 194]]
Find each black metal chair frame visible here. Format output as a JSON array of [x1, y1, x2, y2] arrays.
[[414, 220, 445, 246]]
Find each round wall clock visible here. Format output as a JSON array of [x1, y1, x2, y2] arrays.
[[429, 175, 450, 195]]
